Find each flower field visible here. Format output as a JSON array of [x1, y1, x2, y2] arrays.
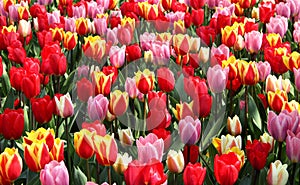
[[0, 0, 300, 184]]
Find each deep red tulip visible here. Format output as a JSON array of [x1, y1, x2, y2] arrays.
[[37, 30, 53, 49], [259, 2, 275, 24], [184, 76, 208, 99], [9, 67, 26, 91], [124, 159, 167, 185], [0, 16, 7, 28], [192, 93, 212, 118], [21, 72, 41, 99], [191, 9, 204, 27], [190, 0, 206, 9], [157, 67, 175, 93], [183, 163, 206, 185], [29, 4, 47, 18], [126, 44, 142, 62], [214, 152, 241, 185], [0, 56, 3, 77], [183, 145, 199, 164], [31, 95, 55, 124], [0, 109, 24, 140], [109, 16, 121, 29], [7, 40, 26, 64], [196, 26, 216, 46], [37, 13, 49, 31], [171, 2, 187, 12], [246, 140, 271, 170]]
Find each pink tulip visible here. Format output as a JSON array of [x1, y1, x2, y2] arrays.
[[294, 29, 300, 43], [64, 17, 76, 32], [38, 0, 53, 5], [109, 45, 126, 68], [245, 31, 263, 54], [72, 5, 86, 18], [287, 0, 300, 17], [276, 2, 291, 18], [8, 5, 18, 22], [294, 68, 300, 92], [136, 133, 164, 163], [211, 44, 230, 66], [207, 0, 219, 8], [125, 77, 141, 99], [47, 10, 61, 26], [165, 12, 185, 23], [266, 15, 288, 38], [87, 94, 109, 121], [149, 41, 170, 61], [54, 93, 74, 118], [207, 64, 229, 93], [94, 17, 107, 36], [267, 110, 299, 142], [179, 116, 201, 145], [286, 130, 300, 163], [40, 161, 69, 185], [140, 32, 156, 50], [77, 65, 90, 78], [106, 28, 118, 45], [87, 1, 104, 18], [82, 120, 106, 136], [86, 182, 98, 185], [256, 61, 271, 81]]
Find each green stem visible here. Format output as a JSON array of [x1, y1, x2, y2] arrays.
[[108, 166, 112, 185], [97, 163, 100, 184], [244, 85, 248, 137], [86, 159, 91, 181], [143, 95, 147, 136], [277, 141, 282, 161], [65, 118, 72, 183], [251, 170, 260, 185], [291, 163, 297, 185]]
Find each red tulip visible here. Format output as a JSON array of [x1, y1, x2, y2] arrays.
[[264, 44, 290, 74], [0, 56, 3, 77], [31, 95, 55, 124], [183, 163, 206, 185], [152, 128, 171, 152], [135, 69, 155, 95], [124, 159, 167, 185], [9, 67, 26, 91], [29, 4, 47, 18], [246, 140, 270, 170], [37, 30, 53, 48], [190, 0, 206, 9], [21, 72, 41, 99], [77, 77, 93, 102], [157, 67, 175, 93], [0, 109, 24, 140], [192, 94, 212, 118], [126, 44, 142, 62], [191, 9, 204, 27], [184, 76, 208, 99], [183, 145, 199, 164], [214, 152, 241, 185], [7, 40, 26, 64], [259, 2, 275, 24]]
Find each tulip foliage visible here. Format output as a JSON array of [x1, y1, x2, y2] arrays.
[[0, 0, 300, 185]]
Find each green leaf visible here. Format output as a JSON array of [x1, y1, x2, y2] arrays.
[[3, 89, 15, 109], [73, 166, 87, 185], [61, 70, 76, 94], [248, 94, 262, 130]]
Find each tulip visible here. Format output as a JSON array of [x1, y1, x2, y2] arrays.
[[256, 61, 271, 82], [214, 152, 241, 185], [184, 76, 208, 99], [118, 128, 134, 147], [40, 161, 69, 185], [24, 142, 51, 172], [0, 109, 24, 140], [93, 134, 118, 166], [265, 75, 291, 93], [267, 110, 299, 142], [192, 93, 212, 118], [294, 68, 300, 91], [191, 9, 204, 27], [227, 115, 242, 136], [246, 140, 271, 170], [173, 34, 190, 56], [7, 40, 26, 65], [0, 148, 22, 183], [109, 45, 125, 68], [63, 32, 78, 50], [152, 128, 171, 152], [276, 2, 291, 18], [21, 72, 41, 99], [237, 60, 260, 86], [183, 162, 206, 185], [178, 116, 201, 145], [260, 133, 275, 153], [50, 27, 64, 43], [174, 20, 186, 34], [172, 101, 194, 121], [286, 130, 300, 163], [23, 128, 55, 151], [18, 19, 31, 38], [135, 69, 155, 95], [166, 150, 184, 173], [117, 25, 133, 45], [31, 95, 55, 124], [50, 138, 64, 162], [207, 65, 229, 93], [283, 51, 300, 71], [74, 129, 95, 159], [109, 90, 129, 116], [93, 71, 113, 96], [211, 44, 230, 66], [234, 35, 245, 51], [221, 25, 238, 48], [75, 18, 88, 35], [245, 31, 263, 53], [82, 36, 106, 61], [126, 44, 142, 62], [259, 2, 275, 24], [136, 133, 164, 163], [82, 120, 106, 136], [54, 93, 74, 118], [87, 94, 109, 121], [124, 159, 167, 185], [267, 16, 288, 38], [113, 153, 132, 174], [77, 78, 93, 102], [18, 6, 30, 21], [267, 160, 289, 185], [282, 100, 300, 113], [157, 67, 175, 93], [125, 77, 141, 99], [94, 17, 107, 36], [196, 26, 216, 46], [268, 90, 288, 113], [217, 134, 242, 155]]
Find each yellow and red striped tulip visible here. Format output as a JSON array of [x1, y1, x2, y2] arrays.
[[283, 51, 300, 70], [50, 27, 64, 42], [74, 129, 95, 160], [266, 33, 282, 47], [172, 101, 194, 121], [93, 71, 113, 96], [173, 34, 190, 55], [93, 134, 118, 166], [221, 25, 238, 47], [237, 60, 259, 85], [282, 100, 300, 113], [0, 148, 22, 182], [63, 31, 78, 50], [75, 17, 89, 35], [82, 35, 106, 61], [50, 138, 64, 162], [134, 69, 155, 95], [24, 142, 51, 172], [109, 90, 129, 116], [222, 56, 238, 80], [23, 128, 55, 151], [174, 20, 186, 34], [267, 90, 288, 113]]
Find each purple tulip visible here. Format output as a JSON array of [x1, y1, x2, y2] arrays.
[[276, 2, 291, 18], [94, 17, 107, 36], [109, 45, 126, 68], [286, 130, 300, 163], [207, 64, 229, 93], [37, 0, 53, 5], [256, 61, 271, 81], [267, 15, 288, 38], [179, 116, 201, 145], [87, 94, 109, 121], [136, 133, 164, 163], [245, 31, 263, 54], [267, 110, 299, 142], [40, 161, 69, 185], [294, 68, 300, 91]]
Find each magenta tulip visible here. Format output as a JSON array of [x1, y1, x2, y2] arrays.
[[40, 161, 69, 185], [207, 65, 229, 93], [87, 94, 109, 121], [179, 116, 201, 145], [136, 133, 164, 163]]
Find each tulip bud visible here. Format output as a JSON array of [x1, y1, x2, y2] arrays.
[[118, 128, 134, 147], [113, 153, 132, 174], [109, 90, 129, 116], [227, 115, 242, 136], [93, 134, 118, 166], [74, 129, 95, 159], [135, 69, 155, 95], [0, 148, 22, 182], [18, 19, 31, 38], [267, 160, 288, 185], [166, 150, 185, 173], [54, 93, 74, 118]]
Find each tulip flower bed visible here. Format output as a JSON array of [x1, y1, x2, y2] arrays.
[[1, 0, 300, 184]]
